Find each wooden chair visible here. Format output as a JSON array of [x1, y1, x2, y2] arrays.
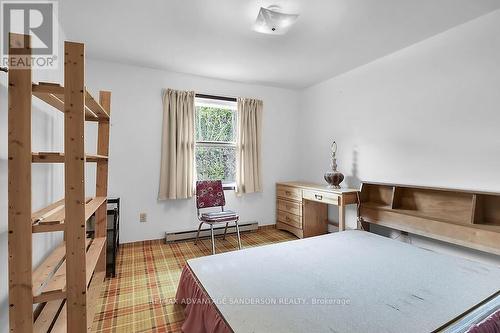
[[194, 180, 242, 254]]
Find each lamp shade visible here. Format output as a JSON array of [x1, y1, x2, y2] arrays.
[[253, 6, 299, 35]]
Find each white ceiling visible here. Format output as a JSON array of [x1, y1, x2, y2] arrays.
[[60, 0, 500, 89]]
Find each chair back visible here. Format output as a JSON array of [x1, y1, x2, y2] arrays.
[[195, 180, 226, 209]]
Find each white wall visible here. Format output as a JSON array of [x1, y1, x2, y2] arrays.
[[299, 10, 500, 265], [0, 29, 68, 331], [84, 60, 302, 243], [3, 6, 500, 332]]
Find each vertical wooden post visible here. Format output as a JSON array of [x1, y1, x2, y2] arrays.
[[95, 91, 111, 272], [339, 205, 346, 231], [8, 32, 33, 333], [64, 41, 87, 333]]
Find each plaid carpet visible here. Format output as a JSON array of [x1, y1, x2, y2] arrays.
[[91, 226, 296, 332]]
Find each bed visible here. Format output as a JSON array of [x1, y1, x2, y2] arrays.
[[176, 183, 500, 333]]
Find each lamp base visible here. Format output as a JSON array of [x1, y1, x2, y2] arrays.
[[324, 171, 344, 189]]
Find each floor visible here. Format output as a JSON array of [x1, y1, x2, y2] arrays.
[[91, 226, 297, 332]]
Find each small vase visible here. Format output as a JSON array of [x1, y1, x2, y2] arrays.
[[324, 170, 344, 189]]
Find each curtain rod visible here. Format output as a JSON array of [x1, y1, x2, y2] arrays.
[[195, 93, 237, 102]]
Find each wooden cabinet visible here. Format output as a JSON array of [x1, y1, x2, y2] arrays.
[[276, 182, 359, 238], [359, 182, 500, 255], [276, 184, 305, 238]]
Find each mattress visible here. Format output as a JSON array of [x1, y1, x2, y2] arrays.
[[186, 230, 500, 333]]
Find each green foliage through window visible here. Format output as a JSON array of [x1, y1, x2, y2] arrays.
[[196, 106, 235, 142], [195, 103, 236, 183], [195, 146, 236, 182]]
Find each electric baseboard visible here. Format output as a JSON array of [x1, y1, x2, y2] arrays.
[[165, 222, 258, 243]]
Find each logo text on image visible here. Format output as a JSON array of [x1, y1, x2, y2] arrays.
[[1, 0, 58, 69]]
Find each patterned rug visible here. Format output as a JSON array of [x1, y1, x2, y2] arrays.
[[91, 226, 296, 332]]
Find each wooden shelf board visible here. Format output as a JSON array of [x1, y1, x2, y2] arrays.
[[31, 199, 65, 224], [50, 302, 67, 333], [363, 181, 500, 197], [360, 202, 392, 210], [85, 89, 110, 119], [85, 197, 107, 221], [32, 82, 109, 121], [85, 237, 106, 286], [361, 202, 473, 226], [32, 242, 66, 296], [32, 82, 63, 94], [468, 223, 500, 232], [32, 223, 65, 233], [481, 219, 500, 226], [86, 154, 109, 162], [33, 299, 65, 333], [31, 197, 107, 233], [395, 208, 475, 226], [361, 206, 500, 255], [34, 262, 67, 303], [362, 197, 500, 234], [32, 152, 108, 163], [33, 239, 93, 304], [86, 270, 105, 330], [33, 289, 66, 304], [32, 89, 98, 121]]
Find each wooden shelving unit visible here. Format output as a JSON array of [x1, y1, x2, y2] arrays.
[[32, 152, 108, 163], [8, 33, 112, 333], [359, 182, 500, 255]]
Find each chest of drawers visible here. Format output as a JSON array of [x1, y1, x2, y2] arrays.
[[276, 182, 359, 238]]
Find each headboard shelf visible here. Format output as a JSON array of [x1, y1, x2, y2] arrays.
[[360, 182, 500, 255], [473, 194, 500, 226], [359, 183, 394, 207]]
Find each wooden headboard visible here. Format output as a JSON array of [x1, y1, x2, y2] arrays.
[[359, 182, 500, 255]]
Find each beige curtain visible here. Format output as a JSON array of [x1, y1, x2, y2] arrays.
[[158, 89, 195, 200], [236, 98, 263, 194]]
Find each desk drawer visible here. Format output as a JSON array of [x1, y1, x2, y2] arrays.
[[277, 210, 302, 229], [277, 199, 302, 216], [277, 185, 302, 202], [303, 189, 339, 205]]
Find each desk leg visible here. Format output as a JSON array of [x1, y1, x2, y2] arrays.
[[339, 205, 345, 231]]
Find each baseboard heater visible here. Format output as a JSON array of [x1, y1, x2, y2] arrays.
[[165, 222, 258, 243]]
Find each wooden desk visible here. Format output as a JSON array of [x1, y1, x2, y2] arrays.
[[276, 181, 359, 238]]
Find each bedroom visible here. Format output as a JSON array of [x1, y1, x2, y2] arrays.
[[1, 0, 500, 332]]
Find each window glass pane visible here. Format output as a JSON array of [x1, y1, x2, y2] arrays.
[[195, 146, 236, 183], [195, 105, 236, 142]]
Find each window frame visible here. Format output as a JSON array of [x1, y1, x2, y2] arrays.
[[194, 95, 238, 189]]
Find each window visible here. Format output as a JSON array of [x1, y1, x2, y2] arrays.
[[194, 96, 237, 185]]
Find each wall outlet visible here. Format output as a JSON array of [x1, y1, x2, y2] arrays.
[[139, 213, 147, 223]]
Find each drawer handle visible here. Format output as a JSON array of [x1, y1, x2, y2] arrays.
[[315, 194, 323, 200], [285, 216, 291, 221], [285, 191, 291, 196]]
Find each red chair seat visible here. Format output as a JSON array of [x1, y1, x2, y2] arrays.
[[200, 210, 239, 223]]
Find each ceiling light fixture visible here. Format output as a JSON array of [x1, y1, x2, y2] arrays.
[[253, 5, 299, 35]]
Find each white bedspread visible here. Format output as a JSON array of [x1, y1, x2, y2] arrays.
[[187, 230, 500, 333]]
